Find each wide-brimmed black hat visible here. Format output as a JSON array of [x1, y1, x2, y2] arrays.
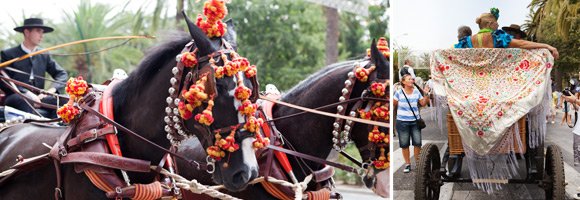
[[14, 18, 54, 33], [502, 24, 526, 38]]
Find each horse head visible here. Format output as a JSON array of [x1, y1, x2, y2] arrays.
[[178, 12, 259, 191], [349, 40, 389, 197]]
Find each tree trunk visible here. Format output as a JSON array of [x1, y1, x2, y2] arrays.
[[324, 6, 339, 66], [176, 0, 185, 30]]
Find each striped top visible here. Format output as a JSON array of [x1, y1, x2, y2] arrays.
[[394, 88, 423, 121]]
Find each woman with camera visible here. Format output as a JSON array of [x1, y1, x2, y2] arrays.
[[393, 74, 430, 173]]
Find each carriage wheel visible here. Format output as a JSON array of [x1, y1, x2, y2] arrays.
[[415, 143, 442, 200], [543, 145, 565, 200]]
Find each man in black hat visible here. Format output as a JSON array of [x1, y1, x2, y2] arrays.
[[502, 24, 527, 40], [0, 18, 68, 118]]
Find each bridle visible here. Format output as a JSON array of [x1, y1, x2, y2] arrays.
[[163, 38, 261, 170]]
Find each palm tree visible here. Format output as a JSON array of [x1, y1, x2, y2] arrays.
[[527, 0, 580, 41]]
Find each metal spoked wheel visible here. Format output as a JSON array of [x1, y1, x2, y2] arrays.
[[415, 143, 442, 200], [543, 145, 565, 200]]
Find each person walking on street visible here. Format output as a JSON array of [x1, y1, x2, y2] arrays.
[[394, 74, 430, 173]]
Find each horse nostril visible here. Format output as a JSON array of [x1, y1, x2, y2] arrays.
[[232, 170, 250, 185]]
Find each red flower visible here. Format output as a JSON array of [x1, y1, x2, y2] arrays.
[[536, 80, 541, 85], [546, 63, 552, 68], [477, 130, 485, 137], [478, 96, 489, 104], [457, 110, 463, 116], [497, 111, 503, 117], [448, 56, 453, 60], [519, 60, 530, 71], [508, 54, 512, 59], [478, 71, 485, 77]]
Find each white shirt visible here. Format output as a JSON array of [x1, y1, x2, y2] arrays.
[[21, 43, 40, 82]]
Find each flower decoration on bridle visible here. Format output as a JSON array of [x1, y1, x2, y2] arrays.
[[196, 0, 228, 38], [354, 64, 376, 82], [366, 37, 390, 59], [57, 76, 88, 123]]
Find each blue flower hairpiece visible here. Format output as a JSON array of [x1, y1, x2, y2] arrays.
[[490, 7, 500, 20]]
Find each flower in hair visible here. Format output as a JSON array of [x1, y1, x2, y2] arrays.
[[490, 7, 499, 20]]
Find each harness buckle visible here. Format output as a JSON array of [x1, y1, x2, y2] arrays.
[[84, 129, 99, 143], [206, 156, 216, 174], [58, 146, 67, 157]]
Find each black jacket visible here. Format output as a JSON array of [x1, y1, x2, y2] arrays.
[[0, 45, 68, 95]]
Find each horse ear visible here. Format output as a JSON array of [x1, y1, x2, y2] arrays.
[[182, 10, 216, 55], [370, 39, 389, 80], [223, 19, 238, 50]]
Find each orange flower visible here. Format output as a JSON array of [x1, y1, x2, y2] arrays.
[[238, 99, 257, 116], [371, 82, 386, 97], [65, 76, 88, 98], [234, 84, 251, 101], [368, 126, 387, 143], [57, 103, 80, 123], [358, 109, 372, 120], [354, 65, 376, 82], [182, 76, 209, 106], [195, 99, 215, 126], [244, 116, 263, 133], [372, 103, 389, 121], [206, 145, 225, 161], [217, 131, 239, 152], [178, 101, 195, 120], [181, 51, 198, 67], [372, 148, 389, 169], [253, 133, 270, 149], [244, 65, 257, 78]]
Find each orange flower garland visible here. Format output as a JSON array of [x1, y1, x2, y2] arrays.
[[57, 103, 80, 123], [182, 76, 209, 107], [366, 37, 390, 59], [195, 98, 215, 126], [372, 149, 389, 169], [372, 102, 389, 121], [244, 65, 257, 78], [238, 99, 257, 116], [354, 65, 376, 82], [371, 82, 386, 97], [197, 0, 228, 38], [181, 51, 198, 68], [217, 130, 240, 153], [178, 101, 195, 120], [65, 76, 88, 98], [253, 133, 270, 149], [368, 126, 386, 143], [207, 145, 226, 161], [234, 83, 252, 101], [243, 116, 263, 133], [57, 76, 88, 123]]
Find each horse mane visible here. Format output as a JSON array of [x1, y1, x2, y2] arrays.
[[282, 60, 359, 101], [113, 32, 191, 107]]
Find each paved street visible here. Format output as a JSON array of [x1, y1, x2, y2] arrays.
[[393, 107, 580, 200]]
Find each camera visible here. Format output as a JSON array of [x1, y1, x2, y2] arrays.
[[563, 78, 579, 96]]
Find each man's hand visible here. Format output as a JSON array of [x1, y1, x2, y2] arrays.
[[38, 88, 57, 100], [24, 91, 41, 108]]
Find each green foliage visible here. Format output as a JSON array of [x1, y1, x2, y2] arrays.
[[1, 0, 388, 91], [332, 143, 363, 185], [223, 0, 326, 91]]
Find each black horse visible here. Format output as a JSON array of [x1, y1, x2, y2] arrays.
[[0, 17, 259, 199], [176, 41, 390, 199]]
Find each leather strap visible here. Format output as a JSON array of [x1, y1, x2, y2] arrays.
[[267, 145, 359, 174], [66, 126, 116, 147], [312, 165, 334, 183], [60, 152, 151, 172], [78, 103, 208, 170]]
